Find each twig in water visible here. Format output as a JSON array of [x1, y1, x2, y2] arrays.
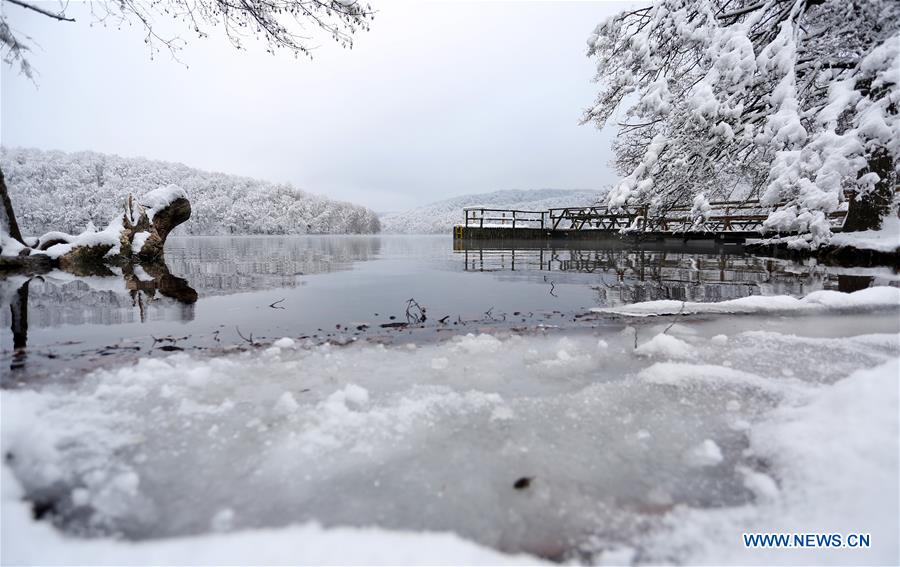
[[543, 275, 558, 297], [405, 298, 427, 324], [483, 307, 504, 322], [662, 301, 687, 335], [269, 298, 286, 310], [236, 326, 257, 346]]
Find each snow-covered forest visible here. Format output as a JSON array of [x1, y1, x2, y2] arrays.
[[584, 0, 900, 248], [1, 147, 381, 236], [381, 189, 604, 233]]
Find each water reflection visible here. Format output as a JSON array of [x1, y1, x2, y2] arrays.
[[2, 236, 384, 374], [456, 240, 892, 307], [3, 262, 198, 373], [164, 236, 381, 295]]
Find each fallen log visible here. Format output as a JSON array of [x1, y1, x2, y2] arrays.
[[0, 185, 190, 273]]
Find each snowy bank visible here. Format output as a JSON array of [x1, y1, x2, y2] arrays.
[[829, 215, 900, 253], [592, 286, 900, 317], [2, 308, 898, 564]]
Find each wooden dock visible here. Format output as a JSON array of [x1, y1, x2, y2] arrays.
[[453, 199, 848, 243]]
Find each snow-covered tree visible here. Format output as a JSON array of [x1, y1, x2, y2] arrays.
[[584, 0, 899, 248], [0, 147, 381, 236], [1, 0, 374, 245]]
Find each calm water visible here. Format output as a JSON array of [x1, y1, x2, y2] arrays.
[[3, 235, 898, 377]]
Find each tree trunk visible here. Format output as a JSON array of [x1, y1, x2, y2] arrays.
[[0, 165, 25, 244], [844, 147, 895, 232]]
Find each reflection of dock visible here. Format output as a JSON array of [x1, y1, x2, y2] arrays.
[[453, 200, 847, 243], [456, 240, 880, 306]]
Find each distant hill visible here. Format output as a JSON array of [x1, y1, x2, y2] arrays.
[[380, 189, 604, 234], [1, 147, 380, 236]]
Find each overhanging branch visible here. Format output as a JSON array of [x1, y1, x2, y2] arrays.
[[5, 0, 75, 22]]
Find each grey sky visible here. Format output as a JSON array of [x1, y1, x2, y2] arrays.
[[1, 0, 627, 211]]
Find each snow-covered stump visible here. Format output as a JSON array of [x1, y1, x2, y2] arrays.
[[120, 186, 191, 263]]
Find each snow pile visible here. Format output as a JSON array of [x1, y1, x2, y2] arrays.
[[0, 147, 380, 236], [593, 286, 900, 317], [829, 214, 900, 253], [634, 333, 695, 359], [641, 358, 899, 565], [2, 307, 898, 564], [380, 189, 603, 234]]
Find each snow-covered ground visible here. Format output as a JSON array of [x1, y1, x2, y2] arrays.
[[2, 290, 898, 565]]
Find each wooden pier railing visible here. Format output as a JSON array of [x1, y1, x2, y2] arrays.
[[462, 200, 848, 235], [463, 208, 548, 229]]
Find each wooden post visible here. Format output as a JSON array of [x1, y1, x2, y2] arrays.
[[512, 210, 517, 229], [480, 209, 484, 229]]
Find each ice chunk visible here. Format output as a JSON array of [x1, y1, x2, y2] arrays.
[[273, 337, 295, 349], [634, 333, 695, 359], [273, 392, 299, 416], [684, 439, 724, 468]]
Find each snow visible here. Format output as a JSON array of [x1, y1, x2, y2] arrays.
[[37, 217, 125, 260], [593, 286, 900, 316], [130, 231, 150, 255], [0, 228, 26, 257], [634, 333, 695, 359], [273, 337, 296, 349], [642, 358, 900, 565], [829, 215, 900, 253], [584, 0, 900, 248], [139, 184, 187, 221], [2, 300, 898, 564]]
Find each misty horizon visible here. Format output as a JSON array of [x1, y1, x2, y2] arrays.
[[1, 0, 629, 211]]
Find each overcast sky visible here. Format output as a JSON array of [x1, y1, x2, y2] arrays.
[[1, 0, 629, 211]]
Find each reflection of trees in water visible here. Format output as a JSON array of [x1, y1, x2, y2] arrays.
[[163, 236, 381, 294], [1, 263, 198, 373], [460, 244, 882, 307]]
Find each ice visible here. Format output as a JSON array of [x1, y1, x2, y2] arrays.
[[2, 304, 898, 564], [684, 439, 724, 468]]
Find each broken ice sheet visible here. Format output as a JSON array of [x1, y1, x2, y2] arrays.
[[2, 309, 898, 564]]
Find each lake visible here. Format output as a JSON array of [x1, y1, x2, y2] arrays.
[[2, 234, 898, 379], [3, 235, 899, 562]]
